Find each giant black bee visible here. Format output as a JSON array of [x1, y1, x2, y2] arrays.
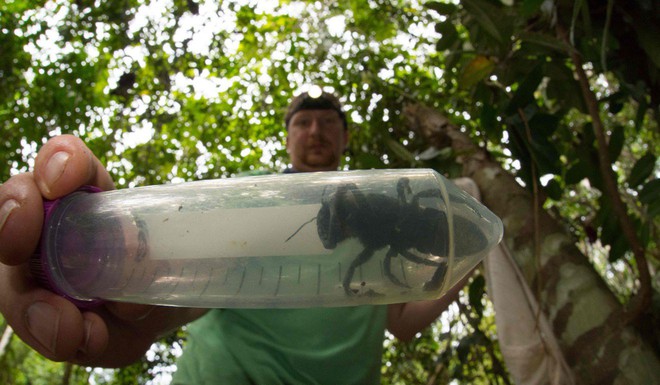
[[288, 177, 487, 295]]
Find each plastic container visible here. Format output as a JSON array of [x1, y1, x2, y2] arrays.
[[32, 169, 503, 308]]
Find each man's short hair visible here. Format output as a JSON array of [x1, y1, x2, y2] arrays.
[[285, 91, 347, 130]]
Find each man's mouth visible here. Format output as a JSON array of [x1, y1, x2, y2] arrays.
[[309, 142, 328, 151]]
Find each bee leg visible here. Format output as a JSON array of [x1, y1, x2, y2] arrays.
[[411, 188, 442, 206], [383, 248, 410, 288], [343, 247, 376, 295], [399, 249, 444, 267], [423, 264, 447, 291], [397, 177, 412, 203]]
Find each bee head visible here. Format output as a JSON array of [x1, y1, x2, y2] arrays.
[[317, 187, 342, 249]]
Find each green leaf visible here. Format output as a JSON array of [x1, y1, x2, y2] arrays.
[[468, 275, 486, 317], [425, 1, 458, 15], [638, 179, 660, 205], [608, 235, 629, 262], [630, 13, 660, 68], [608, 102, 624, 115], [506, 64, 543, 114], [385, 138, 416, 165], [444, 49, 462, 70], [456, 336, 472, 362], [519, 31, 570, 54], [529, 112, 560, 136], [459, 55, 495, 89], [598, 198, 618, 245], [607, 124, 624, 162], [639, 179, 660, 218], [480, 103, 500, 142], [461, 0, 504, 44], [647, 200, 660, 218], [521, 0, 545, 16], [435, 22, 459, 51], [525, 113, 562, 175], [628, 153, 656, 188], [544, 178, 563, 200], [565, 158, 590, 185], [634, 97, 648, 132], [545, 61, 588, 113], [355, 153, 385, 169]]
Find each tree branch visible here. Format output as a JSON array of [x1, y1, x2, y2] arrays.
[[0, 324, 13, 359], [557, 25, 651, 323], [517, 108, 544, 324]]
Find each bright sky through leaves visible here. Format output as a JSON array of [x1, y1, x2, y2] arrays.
[[11, 0, 438, 179]]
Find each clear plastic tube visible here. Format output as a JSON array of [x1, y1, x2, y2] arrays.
[[35, 169, 503, 308]]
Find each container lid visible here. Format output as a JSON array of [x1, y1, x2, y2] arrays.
[[30, 186, 105, 309]]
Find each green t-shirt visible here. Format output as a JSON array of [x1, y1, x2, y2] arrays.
[[172, 306, 387, 385]]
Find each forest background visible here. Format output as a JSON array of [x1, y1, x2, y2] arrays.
[[0, 0, 658, 384]]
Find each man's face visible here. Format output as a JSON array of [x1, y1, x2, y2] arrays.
[[286, 109, 348, 172]]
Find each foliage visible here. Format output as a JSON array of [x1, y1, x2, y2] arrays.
[[1, 0, 658, 383], [382, 273, 510, 384], [423, 0, 659, 305], [1, 316, 92, 385]]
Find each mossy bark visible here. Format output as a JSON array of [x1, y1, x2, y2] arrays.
[[403, 103, 660, 385]]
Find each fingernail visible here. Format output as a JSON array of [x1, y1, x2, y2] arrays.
[[0, 199, 20, 234], [79, 319, 93, 355], [41, 151, 70, 194], [26, 301, 61, 353]]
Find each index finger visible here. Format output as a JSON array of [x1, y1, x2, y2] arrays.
[[0, 173, 44, 265]]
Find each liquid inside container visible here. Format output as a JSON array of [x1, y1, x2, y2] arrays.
[[38, 169, 503, 308]]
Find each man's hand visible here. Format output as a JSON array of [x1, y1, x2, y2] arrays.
[[0, 135, 206, 367]]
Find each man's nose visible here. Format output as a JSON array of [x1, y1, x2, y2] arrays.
[[309, 119, 322, 135]]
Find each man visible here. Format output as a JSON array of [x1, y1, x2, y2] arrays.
[[0, 91, 467, 383], [283, 90, 349, 172]]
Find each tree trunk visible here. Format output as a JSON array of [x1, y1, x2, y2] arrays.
[[403, 103, 660, 384]]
